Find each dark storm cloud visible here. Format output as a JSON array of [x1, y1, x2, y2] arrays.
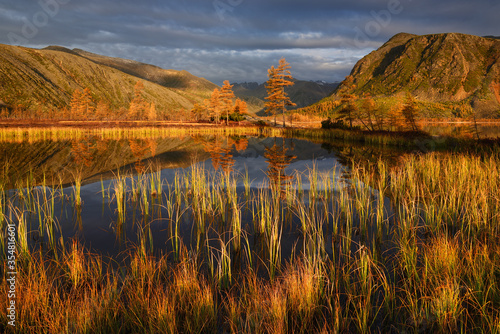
[[0, 0, 498, 84]]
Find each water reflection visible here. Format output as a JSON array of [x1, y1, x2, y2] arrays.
[[0, 136, 207, 188], [198, 135, 251, 174], [421, 123, 500, 139], [1, 134, 352, 254], [2, 128, 499, 332], [264, 138, 296, 195], [200, 136, 235, 173], [0, 131, 422, 267], [71, 139, 95, 168], [128, 139, 159, 173]]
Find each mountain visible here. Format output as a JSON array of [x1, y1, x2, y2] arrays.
[[232, 79, 339, 114], [0, 44, 220, 115], [330, 33, 500, 117], [62, 47, 217, 96]]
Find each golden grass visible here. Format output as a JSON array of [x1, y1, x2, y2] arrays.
[[1, 135, 500, 332], [0, 126, 272, 143]]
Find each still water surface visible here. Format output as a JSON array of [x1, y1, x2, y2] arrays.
[[0, 133, 411, 262]]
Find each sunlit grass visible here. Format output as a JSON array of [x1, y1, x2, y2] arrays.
[[0, 135, 500, 332], [0, 126, 275, 143]]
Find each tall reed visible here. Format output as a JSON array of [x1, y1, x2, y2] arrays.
[[2, 134, 500, 333]]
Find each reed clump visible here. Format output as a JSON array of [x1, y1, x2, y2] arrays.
[[1, 142, 500, 333]]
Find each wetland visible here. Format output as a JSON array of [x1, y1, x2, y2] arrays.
[[1, 126, 500, 333]]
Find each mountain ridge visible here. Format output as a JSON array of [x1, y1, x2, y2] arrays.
[[0, 43, 334, 118], [331, 32, 500, 117], [0, 43, 220, 116]]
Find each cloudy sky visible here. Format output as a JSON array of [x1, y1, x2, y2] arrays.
[[0, 0, 498, 85]]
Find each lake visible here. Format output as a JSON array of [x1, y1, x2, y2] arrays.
[[1, 130, 398, 259], [1, 126, 499, 333], [421, 122, 500, 138]]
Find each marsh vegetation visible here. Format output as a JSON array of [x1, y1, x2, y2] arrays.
[[1, 127, 500, 333]]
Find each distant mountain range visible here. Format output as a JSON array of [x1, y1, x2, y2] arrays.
[[232, 80, 339, 114], [329, 33, 500, 117], [0, 43, 339, 117], [2, 33, 499, 120]]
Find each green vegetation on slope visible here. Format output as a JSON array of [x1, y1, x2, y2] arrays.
[[301, 33, 500, 119]]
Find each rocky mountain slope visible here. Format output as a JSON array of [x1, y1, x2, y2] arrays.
[[0, 43, 335, 117], [333, 33, 500, 117], [0, 44, 219, 115]]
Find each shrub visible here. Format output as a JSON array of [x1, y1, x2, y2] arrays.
[[321, 117, 350, 130]]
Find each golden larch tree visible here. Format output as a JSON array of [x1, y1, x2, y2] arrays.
[[265, 58, 296, 127], [388, 100, 404, 131], [265, 66, 281, 125], [78, 88, 94, 119], [232, 98, 248, 124], [70, 88, 94, 120], [337, 75, 357, 128], [209, 88, 221, 123], [233, 98, 248, 116], [219, 80, 235, 125], [70, 89, 82, 119], [401, 92, 419, 131], [95, 100, 110, 120], [191, 102, 207, 121], [129, 80, 148, 120], [148, 102, 157, 121], [359, 94, 377, 131]]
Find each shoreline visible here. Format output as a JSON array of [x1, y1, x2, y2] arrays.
[[1, 118, 500, 129], [0, 119, 258, 128]]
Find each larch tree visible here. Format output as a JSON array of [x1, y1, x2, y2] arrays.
[[70, 89, 82, 119], [276, 58, 296, 127], [191, 103, 205, 121], [234, 98, 248, 114], [232, 98, 248, 124], [337, 75, 357, 128], [129, 80, 148, 120], [147, 102, 157, 121], [209, 88, 221, 123], [401, 92, 419, 131], [95, 100, 110, 120], [388, 100, 404, 131], [78, 88, 94, 119], [265, 58, 296, 127], [359, 94, 377, 131], [219, 80, 235, 125], [265, 66, 281, 125], [70, 88, 94, 120]]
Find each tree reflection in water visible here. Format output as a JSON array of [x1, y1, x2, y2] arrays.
[[264, 138, 296, 196], [201, 136, 249, 174], [128, 139, 158, 173]]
